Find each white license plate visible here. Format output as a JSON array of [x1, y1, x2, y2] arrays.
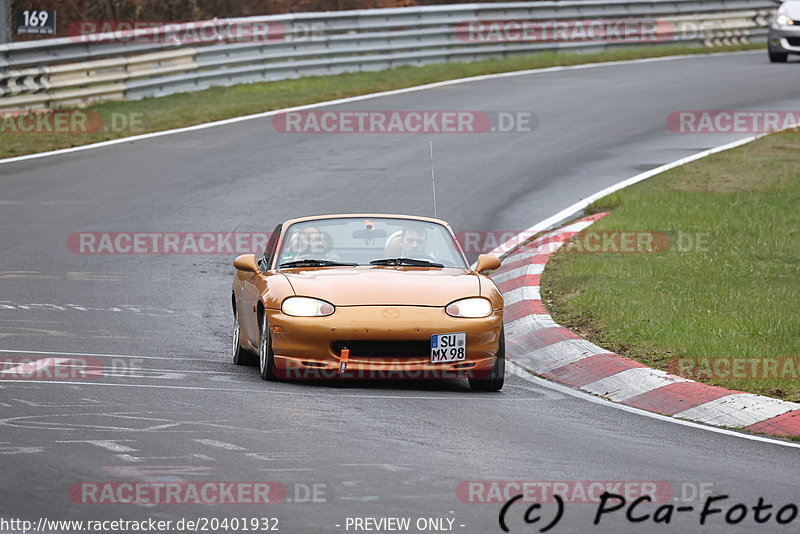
[[430, 332, 466, 363]]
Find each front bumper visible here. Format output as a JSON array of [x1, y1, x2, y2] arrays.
[[266, 306, 502, 379], [768, 25, 800, 53]]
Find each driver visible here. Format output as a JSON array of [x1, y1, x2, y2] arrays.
[[399, 226, 431, 259]]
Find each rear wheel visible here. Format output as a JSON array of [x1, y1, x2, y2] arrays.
[[232, 311, 257, 366], [259, 313, 277, 380], [468, 328, 505, 391], [769, 49, 788, 63]]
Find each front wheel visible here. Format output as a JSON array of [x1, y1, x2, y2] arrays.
[[232, 311, 257, 366], [769, 49, 788, 63], [468, 328, 505, 391], [259, 313, 278, 380]]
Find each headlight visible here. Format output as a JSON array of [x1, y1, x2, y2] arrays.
[[282, 297, 335, 317], [446, 297, 493, 318], [776, 9, 794, 26]]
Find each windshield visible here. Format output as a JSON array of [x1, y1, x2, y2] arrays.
[[275, 217, 468, 269]]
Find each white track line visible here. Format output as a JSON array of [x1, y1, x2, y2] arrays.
[[0, 51, 758, 167], [56, 440, 137, 452], [507, 361, 800, 449], [193, 438, 247, 451], [0, 348, 218, 362], [1, 359, 245, 376], [0, 378, 518, 400]]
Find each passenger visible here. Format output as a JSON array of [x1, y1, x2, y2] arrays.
[[291, 226, 334, 260]]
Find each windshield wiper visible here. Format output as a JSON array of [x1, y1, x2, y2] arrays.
[[279, 259, 358, 268], [370, 258, 445, 268]]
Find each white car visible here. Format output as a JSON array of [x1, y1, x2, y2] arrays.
[[768, 0, 800, 62]]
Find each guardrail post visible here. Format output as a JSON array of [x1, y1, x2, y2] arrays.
[[0, 0, 10, 44]]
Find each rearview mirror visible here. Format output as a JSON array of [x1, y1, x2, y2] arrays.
[[234, 254, 260, 273], [475, 254, 501, 273], [352, 228, 387, 239]]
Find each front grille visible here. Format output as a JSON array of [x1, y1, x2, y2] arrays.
[[333, 340, 429, 358], [788, 37, 800, 47]]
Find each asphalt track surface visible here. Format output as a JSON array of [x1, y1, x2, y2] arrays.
[[1, 51, 800, 534]]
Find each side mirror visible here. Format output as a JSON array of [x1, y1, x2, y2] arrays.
[[234, 254, 260, 273], [475, 254, 501, 273]]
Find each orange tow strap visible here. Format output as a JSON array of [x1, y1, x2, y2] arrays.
[[339, 348, 349, 375]]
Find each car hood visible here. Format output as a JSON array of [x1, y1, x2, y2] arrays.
[[780, 2, 800, 19], [282, 267, 480, 306]]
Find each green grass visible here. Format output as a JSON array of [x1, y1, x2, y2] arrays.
[[541, 133, 800, 401], [0, 43, 760, 159]]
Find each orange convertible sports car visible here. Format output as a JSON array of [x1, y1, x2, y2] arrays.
[[231, 214, 505, 391]]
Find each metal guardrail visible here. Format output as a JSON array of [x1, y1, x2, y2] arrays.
[[0, 0, 776, 111]]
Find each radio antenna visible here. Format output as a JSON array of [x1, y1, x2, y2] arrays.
[[429, 138, 438, 219]]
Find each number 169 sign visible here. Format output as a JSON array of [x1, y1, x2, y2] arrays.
[[16, 10, 57, 35]]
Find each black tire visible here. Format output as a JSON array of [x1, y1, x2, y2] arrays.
[[769, 49, 788, 63], [232, 311, 257, 366], [469, 328, 505, 391], [259, 313, 278, 380]]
